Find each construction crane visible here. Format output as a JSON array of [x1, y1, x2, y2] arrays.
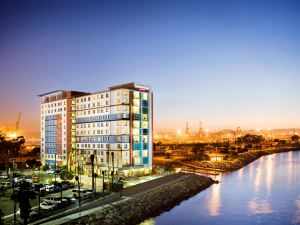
[[1, 112, 22, 138], [16, 112, 22, 133]]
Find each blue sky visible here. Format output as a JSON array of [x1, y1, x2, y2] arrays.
[[0, 0, 300, 137]]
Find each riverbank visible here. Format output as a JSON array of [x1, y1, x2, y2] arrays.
[[63, 174, 215, 225], [184, 147, 300, 172]]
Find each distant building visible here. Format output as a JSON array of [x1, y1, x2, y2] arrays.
[[185, 121, 190, 137], [39, 82, 153, 175]]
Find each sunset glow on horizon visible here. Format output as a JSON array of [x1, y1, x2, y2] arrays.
[[1, 0, 300, 138]]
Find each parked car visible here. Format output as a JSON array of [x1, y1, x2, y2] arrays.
[[62, 196, 77, 204], [14, 177, 24, 184], [25, 178, 33, 183], [45, 184, 54, 192], [40, 202, 57, 210], [72, 189, 93, 198], [44, 196, 67, 204], [46, 170, 55, 174], [0, 182, 12, 189], [0, 174, 8, 179], [33, 184, 46, 192]]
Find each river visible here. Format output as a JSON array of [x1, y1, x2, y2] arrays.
[[141, 151, 300, 225]]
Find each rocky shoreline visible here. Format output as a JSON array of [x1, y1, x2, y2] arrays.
[[64, 174, 215, 225], [185, 147, 300, 172]]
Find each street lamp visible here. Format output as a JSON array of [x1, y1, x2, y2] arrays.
[[75, 175, 81, 208], [90, 154, 95, 192], [54, 153, 57, 182], [38, 166, 41, 215], [12, 160, 16, 225], [111, 152, 115, 185], [101, 171, 105, 195], [94, 173, 98, 194]]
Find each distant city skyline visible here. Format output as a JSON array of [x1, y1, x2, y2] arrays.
[[1, 0, 300, 138]]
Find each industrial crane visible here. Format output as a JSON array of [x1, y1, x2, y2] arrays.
[[16, 112, 22, 134]]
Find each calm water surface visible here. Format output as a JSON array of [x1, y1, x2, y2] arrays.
[[142, 151, 300, 225]]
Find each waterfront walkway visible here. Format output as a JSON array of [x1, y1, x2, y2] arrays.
[[30, 173, 189, 225]]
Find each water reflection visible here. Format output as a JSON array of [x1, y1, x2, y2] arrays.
[[292, 196, 300, 224], [248, 197, 274, 214], [147, 151, 300, 225], [265, 155, 275, 194], [254, 167, 261, 192], [288, 151, 293, 186], [238, 167, 244, 181], [208, 183, 221, 216]]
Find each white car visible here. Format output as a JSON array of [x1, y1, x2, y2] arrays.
[[45, 184, 54, 192], [72, 189, 93, 198], [0, 174, 8, 179], [0, 182, 12, 189], [44, 196, 68, 204], [40, 202, 57, 210], [46, 170, 55, 174]]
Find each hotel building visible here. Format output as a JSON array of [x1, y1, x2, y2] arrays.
[[39, 83, 153, 175]]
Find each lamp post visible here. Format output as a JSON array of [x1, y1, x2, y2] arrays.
[[60, 182, 63, 204], [106, 151, 110, 179], [94, 173, 98, 194], [12, 160, 16, 225], [75, 175, 81, 208], [54, 153, 57, 182], [38, 166, 41, 215], [101, 171, 105, 195], [76, 157, 81, 208], [90, 154, 95, 192], [111, 152, 115, 185]]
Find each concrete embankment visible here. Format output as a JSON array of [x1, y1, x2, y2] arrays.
[[186, 147, 300, 172], [63, 174, 215, 225]]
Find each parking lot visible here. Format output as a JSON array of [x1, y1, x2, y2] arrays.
[[0, 169, 107, 224]]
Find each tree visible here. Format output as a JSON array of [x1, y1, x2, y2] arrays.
[[60, 170, 74, 181], [25, 159, 41, 168], [291, 135, 299, 143], [192, 144, 209, 160], [11, 181, 35, 225], [0, 208, 3, 225], [235, 134, 265, 144]]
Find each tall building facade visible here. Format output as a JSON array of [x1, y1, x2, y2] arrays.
[[39, 83, 153, 175]]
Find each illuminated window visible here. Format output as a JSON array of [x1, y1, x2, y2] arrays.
[[133, 135, 140, 142], [132, 106, 139, 114], [133, 99, 140, 106], [142, 93, 148, 100], [133, 91, 140, 99], [142, 121, 148, 129]]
